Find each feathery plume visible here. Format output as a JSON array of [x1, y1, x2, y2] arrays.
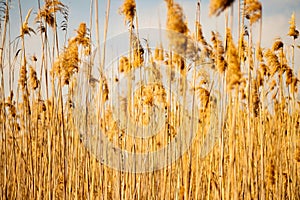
[[52, 39, 79, 85], [196, 87, 210, 108], [36, 0, 68, 28], [132, 34, 144, 67], [245, 0, 262, 25], [209, 0, 235, 16], [211, 31, 227, 73], [195, 21, 208, 46], [195, 21, 212, 59], [288, 12, 299, 39], [119, 56, 131, 73], [166, 0, 188, 34], [119, 0, 136, 25], [19, 65, 27, 91], [264, 49, 280, 77], [29, 66, 39, 90], [226, 29, 241, 89], [74, 23, 91, 55], [255, 43, 263, 62], [272, 40, 283, 51]]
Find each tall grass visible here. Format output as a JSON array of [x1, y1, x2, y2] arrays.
[[0, 0, 299, 199]]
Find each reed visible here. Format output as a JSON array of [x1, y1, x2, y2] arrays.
[[0, 0, 299, 199]]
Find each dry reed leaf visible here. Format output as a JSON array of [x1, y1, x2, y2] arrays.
[[20, 8, 35, 37]]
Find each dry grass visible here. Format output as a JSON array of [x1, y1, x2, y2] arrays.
[[0, 0, 300, 199]]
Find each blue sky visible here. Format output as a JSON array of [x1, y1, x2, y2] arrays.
[[4, 0, 300, 97], [11, 0, 300, 57]]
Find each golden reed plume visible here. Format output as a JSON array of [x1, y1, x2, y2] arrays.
[[209, 0, 235, 16]]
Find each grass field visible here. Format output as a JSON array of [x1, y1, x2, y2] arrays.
[[0, 0, 300, 199]]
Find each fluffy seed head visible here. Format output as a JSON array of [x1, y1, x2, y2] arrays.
[[245, 0, 262, 25], [288, 13, 299, 39], [226, 29, 241, 89], [209, 0, 235, 16], [29, 66, 39, 90], [166, 0, 188, 34], [272, 40, 283, 51], [119, 0, 136, 24]]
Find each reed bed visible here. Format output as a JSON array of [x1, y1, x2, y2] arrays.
[[0, 0, 299, 199]]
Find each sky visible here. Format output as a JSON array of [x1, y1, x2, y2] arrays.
[[8, 1, 299, 39], [9, 0, 300, 62], [4, 0, 300, 97]]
